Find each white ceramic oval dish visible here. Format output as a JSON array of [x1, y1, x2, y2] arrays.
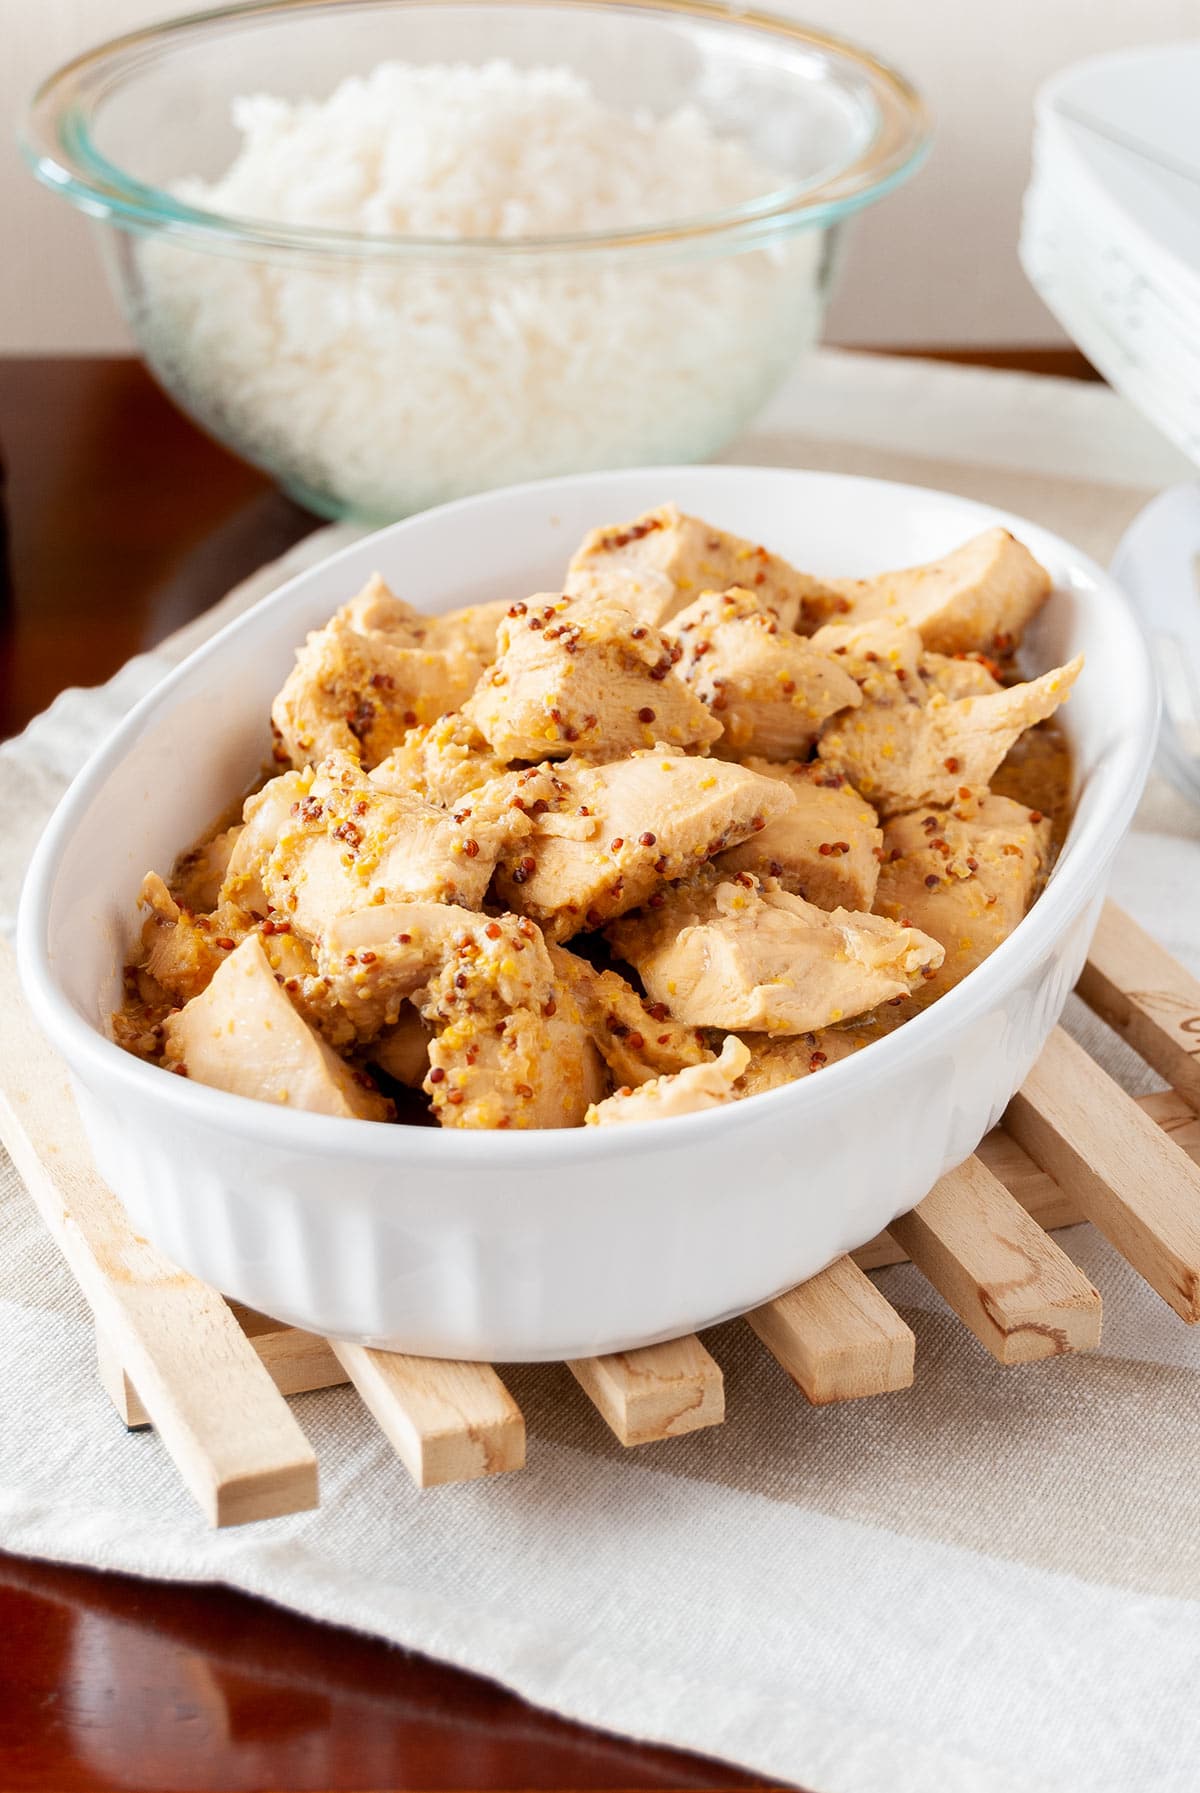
[[18, 466, 1157, 1361]]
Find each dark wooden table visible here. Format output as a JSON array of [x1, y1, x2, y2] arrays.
[[0, 350, 1096, 1791]]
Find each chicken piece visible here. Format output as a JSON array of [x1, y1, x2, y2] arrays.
[[607, 874, 943, 1035], [810, 616, 929, 691], [715, 761, 882, 911], [369, 713, 509, 808], [462, 593, 721, 762], [809, 618, 1002, 707], [161, 934, 393, 1121], [319, 904, 603, 1128], [260, 752, 526, 938], [824, 528, 1052, 657], [112, 960, 177, 1061], [369, 1005, 435, 1087], [136, 872, 251, 1006], [136, 873, 360, 1053], [735, 1024, 881, 1096], [587, 1036, 749, 1126], [566, 504, 838, 631], [270, 575, 504, 770], [427, 1002, 606, 1131], [171, 825, 243, 914], [220, 772, 310, 916], [494, 749, 795, 943], [924, 653, 1003, 700], [548, 945, 712, 1087], [366, 592, 508, 665], [816, 633, 1082, 818], [664, 588, 861, 759], [809, 615, 1005, 741], [873, 790, 1053, 995], [250, 921, 367, 1049]]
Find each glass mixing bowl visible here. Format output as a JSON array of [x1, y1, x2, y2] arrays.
[[24, 0, 928, 522]]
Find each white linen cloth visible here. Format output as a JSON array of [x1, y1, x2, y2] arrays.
[[3, 351, 1200, 1793]]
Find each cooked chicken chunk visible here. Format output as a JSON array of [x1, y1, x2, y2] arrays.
[[715, 761, 882, 911], [271, 576, 505, 770], [664, 587, 861, 760], [137, 873, 251, 1006], [368, 713, 509, 808], [368, 1006, 435, 1087], [494, 749, 795, 942], [924, 654, 1003, 700], [607, 874, 943, 1035], [587, 1036, 749, 1126], [734, 1023, 882, 1096], [220, 772, 310, 916], [816, 611, 1010, 703], [825, 528, 1052, 656], [810, 616, 938, 694], [428, 999, 606, 1131], [319, 904, 603, 1128], [344, 578, 507, 661], [171, 825, 243, 914], [463, 593, 721, 762], [161, 934, 393, 1120], [259, 753, 528, 937], [816, 634, 1082, 818], [566, 505, 838, 631], [548, 945, 711, 1086], [873, 790, 1053, 995]]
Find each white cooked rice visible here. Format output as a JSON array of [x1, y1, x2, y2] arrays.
[[134, 61, 824, 519]]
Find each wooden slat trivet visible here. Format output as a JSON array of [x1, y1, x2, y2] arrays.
[[888, 1156, 1101, 1363], [566, 1336, 725, 1445], [4, 900, 1200, 1525], [746, 1257, 915, 1404]]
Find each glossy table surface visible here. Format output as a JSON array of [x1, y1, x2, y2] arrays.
[[0, 349, 1095, 1792]]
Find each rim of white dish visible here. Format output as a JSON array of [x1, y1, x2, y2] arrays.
[[17, 464, 1160, 1161], [22, 0, 930, 262]]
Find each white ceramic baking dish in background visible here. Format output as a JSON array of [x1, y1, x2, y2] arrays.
[[18, 467, 1158, 1361]]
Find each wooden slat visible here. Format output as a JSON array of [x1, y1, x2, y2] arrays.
[[0, 945, 318, 1526], [95, 1326, 150, 1429], [223, 1304, 349, 1398], [888, 1154, 1102, 1362], [851, 1088, 1200, 1270], [1140, 1087, 1200, 1159], [330, 1341, 525, 1486], [98, 1306, 349, 1429], [745, 1255, 915, 1403], [566, 1337, 724, 1445], [1007, 1026, 1200, 1322], [1077, 902, 1200, 1110]]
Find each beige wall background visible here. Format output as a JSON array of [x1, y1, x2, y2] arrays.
[[4, 0, 1197, 351]]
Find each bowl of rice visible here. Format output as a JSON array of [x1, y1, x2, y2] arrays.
[[24, 0, 928, 522]]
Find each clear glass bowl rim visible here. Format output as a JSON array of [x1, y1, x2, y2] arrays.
[[22, 0, 931, 263]]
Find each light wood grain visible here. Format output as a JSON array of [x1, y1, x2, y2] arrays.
[[566, 1337, 724, 1446], [0, 943, 318, 1526], [330, 1341, 525, 1486], [1007, 1026, 1200, 1322], [99, 1304, 349, 1430], [888, 1154, 1102, 1362], [1077, 902, 1200, 1110], [95, 1326, 150, 1428], [851, 1089, 1200, 1270], [223, 1303, 349, 1397], [745, 1256, 915, 1403]]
